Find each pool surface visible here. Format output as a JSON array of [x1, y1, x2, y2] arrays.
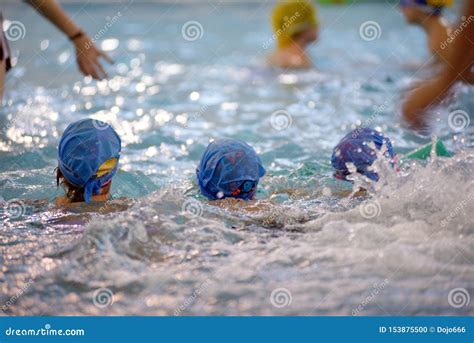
[[1, 1, 473, 315]]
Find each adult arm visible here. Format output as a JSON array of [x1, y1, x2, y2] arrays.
[[26, 0, 113, 80]]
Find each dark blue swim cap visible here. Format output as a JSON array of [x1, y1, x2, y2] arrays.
[[197, 139, 266, 200], [58, 119, 121, 203], [331, 128, 394, 182]]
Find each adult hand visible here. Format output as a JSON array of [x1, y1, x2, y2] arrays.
[[73, 34, 113, 80]]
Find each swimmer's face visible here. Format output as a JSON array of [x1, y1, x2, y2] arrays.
[[295, 27, 318, 46]]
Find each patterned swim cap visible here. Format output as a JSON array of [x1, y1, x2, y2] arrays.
[[58, 119, 121, 203], [331, 128, 394, 182], [197, 139, 266, 200]]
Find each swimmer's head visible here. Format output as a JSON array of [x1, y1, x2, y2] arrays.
[[400, 0, 452, 22], [57, 119, 121, 203], [331, 128, 395, 182], [272, 0, 318, 48], [196, 139, 266, 201]]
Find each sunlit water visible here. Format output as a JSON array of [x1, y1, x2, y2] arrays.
[[1, 2, 473, 316]]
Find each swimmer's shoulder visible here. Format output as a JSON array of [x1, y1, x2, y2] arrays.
[[54, 193, 114, 206], [54, 195, 131, 212], [267, 49, 312, 69]]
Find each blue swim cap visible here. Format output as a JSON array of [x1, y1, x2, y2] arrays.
[[331, 128, 394, 182], [58, 119, 121, 203], [197, 139, 266, 200]]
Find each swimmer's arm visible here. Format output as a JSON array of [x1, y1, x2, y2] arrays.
[[402, 72, 454, 129], [26, 0, 82, 39], [402, 0, 474, 129], [461, 70, 474, 84]]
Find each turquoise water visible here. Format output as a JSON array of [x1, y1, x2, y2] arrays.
[[1, 2, 473, 315]]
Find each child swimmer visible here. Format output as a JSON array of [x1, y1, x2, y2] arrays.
[[403, 0, 474, 129], [267, 0, 319, 69], [55, 118, 121, 205], [197, 139, 266, 200], [332, 128, 396, 183]]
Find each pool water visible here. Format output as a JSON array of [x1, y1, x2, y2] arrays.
[[1, 2, 473, 315]]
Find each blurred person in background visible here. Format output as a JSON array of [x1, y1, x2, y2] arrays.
[[399, 0, 453, 63], [402, 0, 474, 129], [267, 0, 319, 69]]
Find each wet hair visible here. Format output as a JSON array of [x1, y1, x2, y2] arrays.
[[56, 168, 85, 203], [55, 168, 111, 203]]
